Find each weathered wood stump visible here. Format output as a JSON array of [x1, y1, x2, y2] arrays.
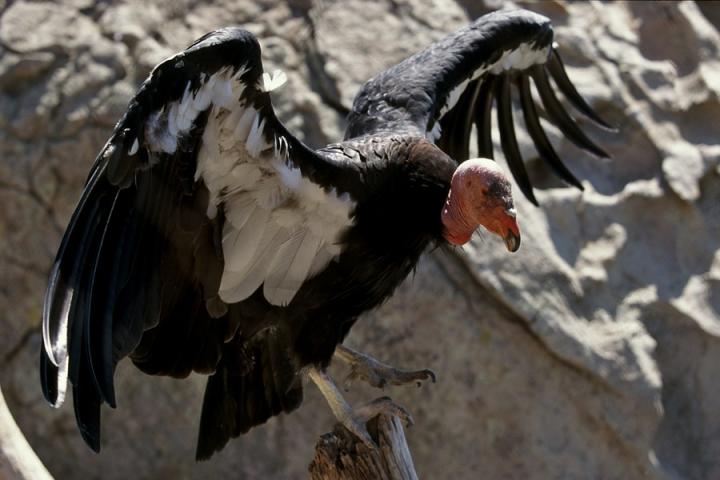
[[308, 413, 418, 480], [0, 386, 54, 480]]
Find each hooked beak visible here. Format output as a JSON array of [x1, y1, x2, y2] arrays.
[[503, 229, 521, 252], [501, 208, 521, 252]]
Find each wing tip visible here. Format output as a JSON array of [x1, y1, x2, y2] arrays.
[[589, 145, 612, 160], [527, 191, 540, 207], [75, 409, 102, 454], [546, 48, 617, 133], [592, 117, 618, 133], [105, 389, 117, 409]]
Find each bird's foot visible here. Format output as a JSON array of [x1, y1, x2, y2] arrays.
[[334, 344, 436, 390], [337, 397, 414, 449], [308, 367, 414, 449]]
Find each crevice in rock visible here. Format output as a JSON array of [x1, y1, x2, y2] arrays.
[[298, 5, 351, 119], [304, 42, 351, 118]]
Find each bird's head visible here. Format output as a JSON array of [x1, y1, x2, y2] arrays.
[[441, 158, 521, 252]]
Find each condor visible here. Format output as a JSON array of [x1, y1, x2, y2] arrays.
[[40, 9, 612, 459]]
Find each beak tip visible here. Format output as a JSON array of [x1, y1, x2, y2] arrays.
[[504, 231, 521, 252]]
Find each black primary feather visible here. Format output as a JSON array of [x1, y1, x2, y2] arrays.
[[496, 75, 538, 206], [347, 9, 612, 204], [517, 75, 583, 190], [531, 65, 610, 159], [546, 47, 614, 131], [474, 75, 497, 159]]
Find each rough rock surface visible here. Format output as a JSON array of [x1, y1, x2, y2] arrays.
[[1, 1, 718, 479]]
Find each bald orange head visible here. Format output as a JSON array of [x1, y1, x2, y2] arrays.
[[441, 158, 521, 252]]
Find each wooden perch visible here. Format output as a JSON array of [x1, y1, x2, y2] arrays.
[[0, 386, 54, 480], [308, 413, 419, 480]]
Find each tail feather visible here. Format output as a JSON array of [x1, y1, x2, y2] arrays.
[[72, 349, 102, 453], [196, 366, 235, 460], [195, 330, 303, 461]]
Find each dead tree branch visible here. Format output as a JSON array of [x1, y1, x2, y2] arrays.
[[0, 386, 54, 480], [309, 413, 419, 480]]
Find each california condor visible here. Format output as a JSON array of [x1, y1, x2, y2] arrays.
[[40, 9, 612, 459]]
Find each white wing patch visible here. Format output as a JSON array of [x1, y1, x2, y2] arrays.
[[146, 66, 248, 154], [489, 42, 550, 74], [432, 41, 550, 134], [209, 107, 353, 306], [144, 66, 354, 307]]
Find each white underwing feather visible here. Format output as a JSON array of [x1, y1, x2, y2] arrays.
[[141, 59, 356, 306], [222, 206, 270, 273], [250, 177, 285, 210], [219, 223, 289, 303], [263, 229, 322, 306], [272, 158, 302, 190], [128, 138, 139, 155], [271, 207, 303, 228], [176, 101, 195, 132], [145, 67, 247, 154], [213, 77, 234, 107], [193, 74, 216, 111], [234, 107, 257, 142], [228, 163, 262, 192], [145, 110, 177, 153], [195, 107, 220, 181], [224, 193, 257, 227], [307, 243, 337, 278], [178, 82, 193, 120], [167, 102, 180, 138], [246, 115, 269, 157]]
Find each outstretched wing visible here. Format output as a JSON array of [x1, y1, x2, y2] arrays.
[[40, 28, 361, 451], [345, 9, 613, 205]]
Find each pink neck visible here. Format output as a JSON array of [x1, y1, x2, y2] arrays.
[[441, 190, 476, 245]]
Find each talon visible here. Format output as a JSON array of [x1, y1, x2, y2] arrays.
[[309, 367, 415, 450], [359, 397, 415, 428], [333, 345, 437, 390]]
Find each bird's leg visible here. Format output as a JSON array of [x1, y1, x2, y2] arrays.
[[307, 367, 413, 448], [334, 344, 436, 390]]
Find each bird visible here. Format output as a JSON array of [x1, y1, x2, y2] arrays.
[[40, 9, 612, 460]]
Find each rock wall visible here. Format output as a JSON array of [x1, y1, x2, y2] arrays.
[[1, 1, 718, 479]]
